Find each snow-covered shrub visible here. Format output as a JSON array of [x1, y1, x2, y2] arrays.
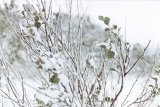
[[0, 0, 159, 107]]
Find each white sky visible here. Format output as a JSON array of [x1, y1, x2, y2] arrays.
[[1, 0, 160, 50]]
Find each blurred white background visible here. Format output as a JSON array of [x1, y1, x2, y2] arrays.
[[1, 0, 160, 51]]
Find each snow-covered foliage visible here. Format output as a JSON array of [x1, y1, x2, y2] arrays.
[[0, 0, 160, 107]]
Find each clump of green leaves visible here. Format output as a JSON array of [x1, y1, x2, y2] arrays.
[[35, 58, 45, 69], [34, 16, 40, 22], [106, 50, 115, 59], [98, 16, 110, 25], [34, 15, 41, 28], [49, 73, 60, 84], [98, 16, 117, 59], [34, 21, 41, 29], [105, 96, 114, 102]]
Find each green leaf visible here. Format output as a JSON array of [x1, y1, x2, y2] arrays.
[[39, 58, 45, 64], [117, 65, 121, 69], [34, 21, 41, 28], [109, 68, 116, 71], [149, 85, 153, 88], [125, 42, 129, 45], [113, 25, 117, 29], [151, 77, 158, 81], [105, 97, 114, 102], [49, 73, 60, 84], [35, 98, 45, 105], [21, 11, 25, 15], [104, 17, 110, 25], [35, 60, 39, 65], [52, 77, 60, 84], [53, 73, 58, 78], [99, 45, 106, 49], [98, 16, 104, 21], [107, 50, 115, 59], [34, 16, 39, 22], [105, 27, 110, 31], [86, 59, 90, 65], [38, 65, 43, 69], [33, 12, 37, 16], [105, 97, 111, 102], [35, 58, 45, 65]]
